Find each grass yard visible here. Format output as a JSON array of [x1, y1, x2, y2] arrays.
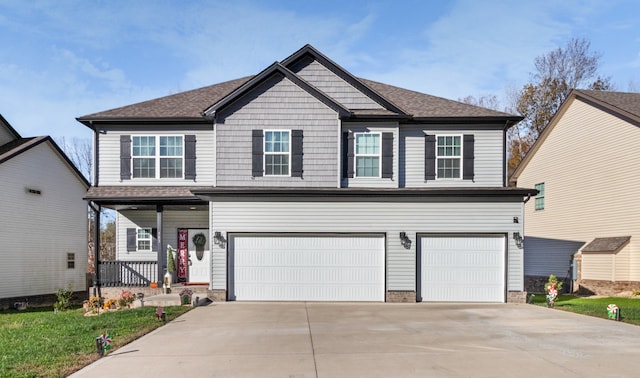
[[0, 305, 191, 378], [531, 293, 640, 325]]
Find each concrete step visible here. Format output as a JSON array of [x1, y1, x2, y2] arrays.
[[142, 294, 181, 307]]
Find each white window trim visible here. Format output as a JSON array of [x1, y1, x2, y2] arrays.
[[435, 134, 463, 180], [131, 135, 185, 179], [264, 130, 291, 177], [137, 227, 152, 251], [354, 132, 382, 178]]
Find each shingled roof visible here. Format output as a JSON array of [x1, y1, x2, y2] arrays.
[[575, 90, 640, 121], [77, 47, 520, 125]]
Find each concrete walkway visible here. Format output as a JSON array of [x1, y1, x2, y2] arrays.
[[70, 302, 640, 377]]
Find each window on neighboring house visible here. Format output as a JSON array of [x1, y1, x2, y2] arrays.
[[355, 132, 381, 177], [132, 136, 183, 178], [264, 130, 290, 176], [535, 182, 545, 210], [67, 253, 75, 269], [137, 228, 152, 251], [436, 135, 462, 179]]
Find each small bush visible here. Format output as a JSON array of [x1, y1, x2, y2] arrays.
[[54, 286, 73, 312], [632, 289, 640, 297]]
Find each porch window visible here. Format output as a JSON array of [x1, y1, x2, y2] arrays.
[[137, 228, 152, 251], [132, 136, 184, 178]]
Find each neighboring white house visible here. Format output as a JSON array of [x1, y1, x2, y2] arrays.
[[79, 45, 536, 303], [0, 115, 90, 307], [510, 90, 640, 295]]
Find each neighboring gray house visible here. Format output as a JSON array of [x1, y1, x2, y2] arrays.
[[0, 115, 89, 307], [78, 45, 536, 303], [511, 90, 640, 295]]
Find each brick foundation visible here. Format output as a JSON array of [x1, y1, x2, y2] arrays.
[[0, 291, 87, 311], [577, 280, 640, 296], [207, 289, 227, 302], [386, 290, 416, 303], [506, 291, 527, 303]]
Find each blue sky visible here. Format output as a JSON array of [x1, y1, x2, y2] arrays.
[[0, 0, 638, 140]]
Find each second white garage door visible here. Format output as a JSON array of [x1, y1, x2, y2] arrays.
[[420, 235, 505, 302], [229, 234, 385, 301]]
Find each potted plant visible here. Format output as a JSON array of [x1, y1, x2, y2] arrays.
[[192, 233, 207, 260]]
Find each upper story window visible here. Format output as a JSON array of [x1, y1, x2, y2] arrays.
[[264, 130, 290, 176], [535, 182, 545, 210], [137, 228, 152, 251], [132, 136, 183, 179], [436, 135, 462, 179], [355, 132, 381, 177]]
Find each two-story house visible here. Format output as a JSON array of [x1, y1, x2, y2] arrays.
[[78, 45, 536, 303], [0, 114, 89, 308]]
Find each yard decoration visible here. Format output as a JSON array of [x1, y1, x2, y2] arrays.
[[607, 304, 620, 320], [546, 282, 558, 308], [167, 244, 177, 273], [192, 232, 207, 260], [96, 332, 112, 356], [180, 288, 194, 305], [156, 306, 166, 322]]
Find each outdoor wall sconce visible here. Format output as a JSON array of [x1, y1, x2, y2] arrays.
[[214, 231, 226, 247], [399, 232, 412, 249], [513, 232, 524, 249]]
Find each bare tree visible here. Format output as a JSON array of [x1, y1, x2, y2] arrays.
[[511, 37, 612, 169]]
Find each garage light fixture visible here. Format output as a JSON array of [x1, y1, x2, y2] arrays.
[[513, 232, 524, 249], [399, 232, 411, 249], [214, 231, 226, 248]]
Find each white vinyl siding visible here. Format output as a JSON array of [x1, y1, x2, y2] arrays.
[[517, 98, 640, 280], [209, 199, 524, 294], [216, 74, 339, 187], [401, 127, 504, 188], [97, 128, 214, 186], [229, 234, 385, 301], [0, 142, 88, 298], [419, 235, 505, 302]]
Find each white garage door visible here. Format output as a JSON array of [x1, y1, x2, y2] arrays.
[[420, 235, 505, 302], [229, 234, 385, 301]]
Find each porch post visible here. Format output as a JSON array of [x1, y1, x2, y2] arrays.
[[93, 203, 101, 297], [157, 205, 164, 284]]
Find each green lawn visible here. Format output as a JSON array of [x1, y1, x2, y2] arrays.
[[530, 293, 640, 325], [0, 305, 191, 378]]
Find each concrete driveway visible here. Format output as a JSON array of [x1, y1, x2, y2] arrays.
[[71, 302, 640, 377]]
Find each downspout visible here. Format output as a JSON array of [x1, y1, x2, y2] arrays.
[[502, 121, 509, 187]]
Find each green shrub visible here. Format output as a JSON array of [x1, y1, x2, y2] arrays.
[[54, 286, 73, 312]]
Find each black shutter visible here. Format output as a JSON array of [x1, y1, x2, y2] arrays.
[[126, 228, 136, 252], [252, 130, 264, 177], [291, 130, 303, 178], [381, 132, 393, 178], [151, 228, 158, 252], [184, 135, 196, 180], [120, 135, 131, 180], [463, 134, 475, 180], [345, 132, 355, 178], [424, 134, 436, 180]]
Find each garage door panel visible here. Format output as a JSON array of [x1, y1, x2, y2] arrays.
[[230, 235, 385, 301], [421, 235, 505, 302]]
